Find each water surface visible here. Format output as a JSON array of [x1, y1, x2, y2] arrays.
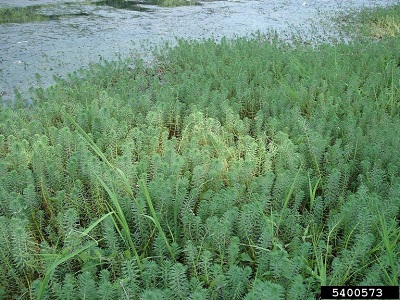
[[0, 0, 397, 101]]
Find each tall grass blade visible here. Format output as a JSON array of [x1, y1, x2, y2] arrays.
[[139, 177, 175, 259], [37, 212, 116, 299], [275, 168, 300, 236], [97, 175, 143, 270], [376, 212, 399, 285], [308, 172, 321, 210], [37, 241, 97, 300]]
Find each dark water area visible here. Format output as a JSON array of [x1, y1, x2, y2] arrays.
[[94, 0, 153, 11], [0, 0, 398, 102]]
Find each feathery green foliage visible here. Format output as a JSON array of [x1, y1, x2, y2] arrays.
[[1, 6, 400, 298]]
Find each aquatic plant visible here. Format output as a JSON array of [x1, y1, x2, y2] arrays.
[[364, 4, 400, 38], [93, 0, 198, 9], [157, 0, 198, 8], [0, 6, 52, 24], [338, 4, 400, 39], [93, 0, 152, 12], [1, 8, 400, 299]]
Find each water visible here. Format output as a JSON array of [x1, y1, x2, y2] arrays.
[[0, 0, 397, 101]]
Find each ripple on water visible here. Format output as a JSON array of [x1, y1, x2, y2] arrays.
[[0, 0, 398, 102]]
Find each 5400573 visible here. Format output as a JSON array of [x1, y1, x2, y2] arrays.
[[320, 286, 399, 299]]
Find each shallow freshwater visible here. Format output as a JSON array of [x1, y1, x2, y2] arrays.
[[0, 0, 398, 101]]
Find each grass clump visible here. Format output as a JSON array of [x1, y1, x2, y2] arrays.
[[1, 25, 400, 299]]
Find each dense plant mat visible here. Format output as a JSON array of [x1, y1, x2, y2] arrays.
[[1, 32, 400, 299]]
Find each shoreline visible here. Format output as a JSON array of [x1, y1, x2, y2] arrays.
[[1, 0, 398, 103]]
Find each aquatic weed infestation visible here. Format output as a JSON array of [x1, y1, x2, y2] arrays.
[[0, 4, 400, 300]]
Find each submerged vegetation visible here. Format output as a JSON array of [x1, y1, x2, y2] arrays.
[[93, 0, 152, 11], [94, 0, 198, 9], [0, 6, 52, 24], [0, 5, 92, 24], [157, 0, 198, 7], [0, 0, 197, 24], [1, 5, 400, 300]]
